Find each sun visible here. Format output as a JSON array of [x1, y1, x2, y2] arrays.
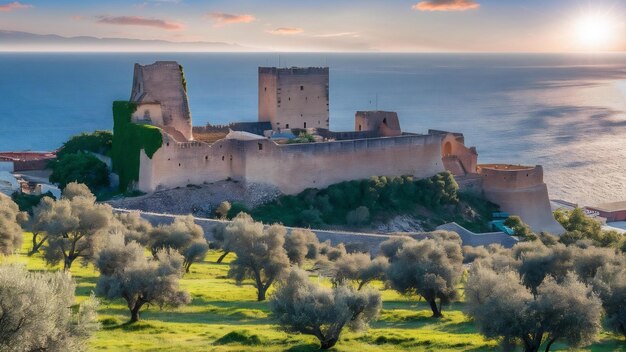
[[573, 12, 618, 51]]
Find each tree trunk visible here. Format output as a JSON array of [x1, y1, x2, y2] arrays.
[[544, 337, 557, 352], [28, 234, 46, 256], [216, 251, 230, 263], [64, 257, 73, 271], [427, 298, 443, 318], [130, 304, 142, 323], [257, 287, 266, 301], [319, 336, 339, 350]]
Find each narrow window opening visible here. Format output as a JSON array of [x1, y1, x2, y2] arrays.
[[222, 156, 224, 161], [258, 143, 263, 151], [286, 123, 290, 128], [300, 85, 304, 90], [304, 122, 307, 128], [359, 124, 362, 131]]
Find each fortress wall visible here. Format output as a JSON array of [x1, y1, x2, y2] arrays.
[[441, 133, 477, 173], [241, 134, 445, 194], [138, 133, 446, 194], [484, 184, 564, 234], [258, 69, 277, 124], [478, 165, 564, 234], [479, 164, 544, 191], [137, 137, 243, 192]]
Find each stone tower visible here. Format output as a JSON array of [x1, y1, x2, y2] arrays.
[[258, 67, 329, 131], [130, 61, 193, 141]]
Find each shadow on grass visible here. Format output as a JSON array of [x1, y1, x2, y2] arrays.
[[285, 343, 324, 352], [96, 298, 274, 325]]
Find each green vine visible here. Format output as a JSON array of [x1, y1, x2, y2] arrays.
[[111, 101, 163, 192], [179, 64, 187, 93]]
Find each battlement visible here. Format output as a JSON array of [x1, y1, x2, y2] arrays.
[[259, 67, 329, 75]]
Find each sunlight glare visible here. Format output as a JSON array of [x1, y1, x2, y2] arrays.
[[573, 12, 618, 51]]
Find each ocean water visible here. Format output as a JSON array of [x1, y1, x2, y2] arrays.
[[1, 52, 625, 206]]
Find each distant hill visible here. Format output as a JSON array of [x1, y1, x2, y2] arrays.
[[0, 30, 248, 52]]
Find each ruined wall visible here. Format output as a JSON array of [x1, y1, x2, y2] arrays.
[[478, 164, 564, 234], [258, 67, 329, 131], [441, 133, 478, 175], [131, 103, 163, 126], [138, 133, 445, 194], [130, 61, 193, 141], [355, 111, 401, 136]]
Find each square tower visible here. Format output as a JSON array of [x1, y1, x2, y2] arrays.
[[258, 67, 329, 131]]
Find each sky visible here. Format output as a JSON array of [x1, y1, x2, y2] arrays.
[[1, 0, 625, 52]]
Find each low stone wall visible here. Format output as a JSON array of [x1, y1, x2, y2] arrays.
[[114, 209, 518, 253]]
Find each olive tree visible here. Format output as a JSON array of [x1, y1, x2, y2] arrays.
[[270, 268, 381, 350], [331, 253, 388, 290], [284, 228, 320, 266], [462, 245, 490, 264], [226, 213, 290, 301], [41, 183, 113, 270], [114, 211, 153, 246], [378, 236, 414, 260], [0, 264, 99, 351], [466, 265, 602, 352], [95, 235, 190, 322], [0, 193, 26, 255], [385, 236, 463, 317], [149, 215, 209, 273], [592, 264, 626, 337], [25, 196, 54, 256]]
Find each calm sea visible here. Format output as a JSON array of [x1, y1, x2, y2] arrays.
[[1, 53, 625, 205]]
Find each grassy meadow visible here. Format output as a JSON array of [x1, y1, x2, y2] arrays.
[[3, 233, 625, 351]]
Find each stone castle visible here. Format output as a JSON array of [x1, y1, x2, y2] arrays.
[[115, 61, 563, 234]]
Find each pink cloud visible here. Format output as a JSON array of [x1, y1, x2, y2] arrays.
[[97, 16, 184, 31], [0, 1, 32, 12], [207, 12, 255, 27], [267, 27, 304, 35], [413, 0, 479, 11]]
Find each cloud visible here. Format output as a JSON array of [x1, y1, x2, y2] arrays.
[[97, 16, 184, 30], [0, 1, 32, 12], [267, 27, 304, 35], [412, 0, 479, 11], [312, 32, 360, 38], [207, 12, 255, 27]]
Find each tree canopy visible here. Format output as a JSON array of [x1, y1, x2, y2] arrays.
[[0, 265, 99, 351], [384, 235, 463, 317], [270, 268, 381, 349], [225, 213, 291, 301], [95, 235, 190, 322], [466, 265, 602, 352], [0, 193, 26, 255]]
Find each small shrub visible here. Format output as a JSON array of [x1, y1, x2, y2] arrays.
[[214, 330, 262, 345]]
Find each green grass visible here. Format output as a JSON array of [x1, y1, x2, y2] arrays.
[[3, 233, 625, 351]]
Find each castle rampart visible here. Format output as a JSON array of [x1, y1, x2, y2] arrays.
[[138, 132, 445, 194], [477, 164, 564, 234]]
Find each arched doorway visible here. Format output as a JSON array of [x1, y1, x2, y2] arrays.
[[443, 142, 452, 156]]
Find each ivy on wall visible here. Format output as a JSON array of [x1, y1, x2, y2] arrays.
[[111, 101, 163, 192]]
